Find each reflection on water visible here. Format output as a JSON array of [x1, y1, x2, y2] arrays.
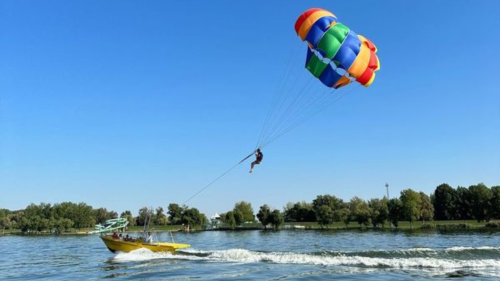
[[1, 230, 500, 280]]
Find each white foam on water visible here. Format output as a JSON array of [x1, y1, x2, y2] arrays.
[[334, 247, 435, 254], [208, 249, 263, 263], [204, 249, 500, 269], [336, 246, 500, 255], [113, 248, 173, 262], [445, 246, 477, 252], [111, 247, 500, 270], [179, 248, 211, 255], [445, 246, 500, 252], [404, 247, 435, 252], [112, 248, 209, 263], [344, 246, 500, 254]]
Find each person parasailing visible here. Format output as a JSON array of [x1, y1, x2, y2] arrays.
[[249, 148, 264, 173]]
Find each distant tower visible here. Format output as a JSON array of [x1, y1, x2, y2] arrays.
[[386, 183, 393, 229]]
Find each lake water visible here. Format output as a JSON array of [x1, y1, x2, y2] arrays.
[[1, 229, 500, 280]]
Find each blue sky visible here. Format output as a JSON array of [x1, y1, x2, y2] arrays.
[[1, 1, 499, 217]]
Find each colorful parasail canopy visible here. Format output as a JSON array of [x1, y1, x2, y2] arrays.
[[295, 8, 380, 89]]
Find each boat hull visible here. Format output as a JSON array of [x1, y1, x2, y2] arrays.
[[100, 235, 190, 253]]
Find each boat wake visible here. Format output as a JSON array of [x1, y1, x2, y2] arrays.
[[113, 249, 174, 262], [112, 246, 500, 270]]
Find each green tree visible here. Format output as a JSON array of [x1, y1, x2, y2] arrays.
[[8, 211, 22, 230], [233, 201, 254, 222], [283, 201, 316, 222], [108, 211, 118, 220], [182, 207, 206, 226], [167, 203, 183, 225], [49, 202, 94, 231], [368, 198, 388, 228], [469, 183, 492, 222], [94, 208, 110, 225], [312, 195, 344, 228], [0, 209, 11, 234], [490, 186, 500, 219], [39, 218, 52, 233], [136, 207, 149, 226], [268, 210, 283, 230], [52, 202, 76, 221], [19, 216, 37, 233], [315, 205, 334, 228], [349, 197, 371, 228], [455, 186, 472, 221], [433, 183, 457, 220], [7, 212, 21, 230], [400, 190, 420, 223], [39, 203, 53, 220], [155, 207, 168, 225], [20, 203, 50, 233], [283, 202, 296, 222], [400, 189, 422, 229], [419, 192, 434, 223], [73, 203, 95, 230], [24, 203, 41, 218], [257, 204, 271, 230], [388, 198, 402, 228], [54, 218, 73, 234], [219, 211, 231, 228], [221, 211, 237, 228], [233, 210, 244, 225], [337, 204, 351, 228], [120, 210, 136, 227], [1, 216, 10, 234]]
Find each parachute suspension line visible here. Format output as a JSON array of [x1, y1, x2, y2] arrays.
[[259, 84, 362, 149], [259, 77, 319, 146], [257, 56, 319, 149], [259, 87, 336, 149], [273, 84, 361, 145], [266, 74, 329, 137], [267, 75, 316, 133], [276, 84, 360, 142], [258, 68, 341, 149], [258, 75, 314, 147], [257, 44, 306, 150], [260, 86, 335, 147], [314, 84, 362, 117], [255, 38, 302, 150]]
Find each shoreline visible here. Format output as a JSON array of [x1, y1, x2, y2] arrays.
[[2, 220, 499, 236]]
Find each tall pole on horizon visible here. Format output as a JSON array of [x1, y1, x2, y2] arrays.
[[386, 183, 392, 229]]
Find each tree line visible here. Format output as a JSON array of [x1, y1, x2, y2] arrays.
[[1, 182, 498, 233], [0, 202, 207, 234], [216, 183, 499, 230]]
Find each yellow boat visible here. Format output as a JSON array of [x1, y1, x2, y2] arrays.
[[94, 213, 191, 253], [100, 234, 190, 253]]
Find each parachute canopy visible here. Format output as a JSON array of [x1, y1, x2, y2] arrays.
[[295, 8, 380, 89], [254, 8, 381, 150]]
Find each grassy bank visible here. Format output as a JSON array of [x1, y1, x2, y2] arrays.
[[2, 220, 499, 235]]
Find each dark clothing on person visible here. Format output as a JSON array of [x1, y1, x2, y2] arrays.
[[255, 151, 263, 163]]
